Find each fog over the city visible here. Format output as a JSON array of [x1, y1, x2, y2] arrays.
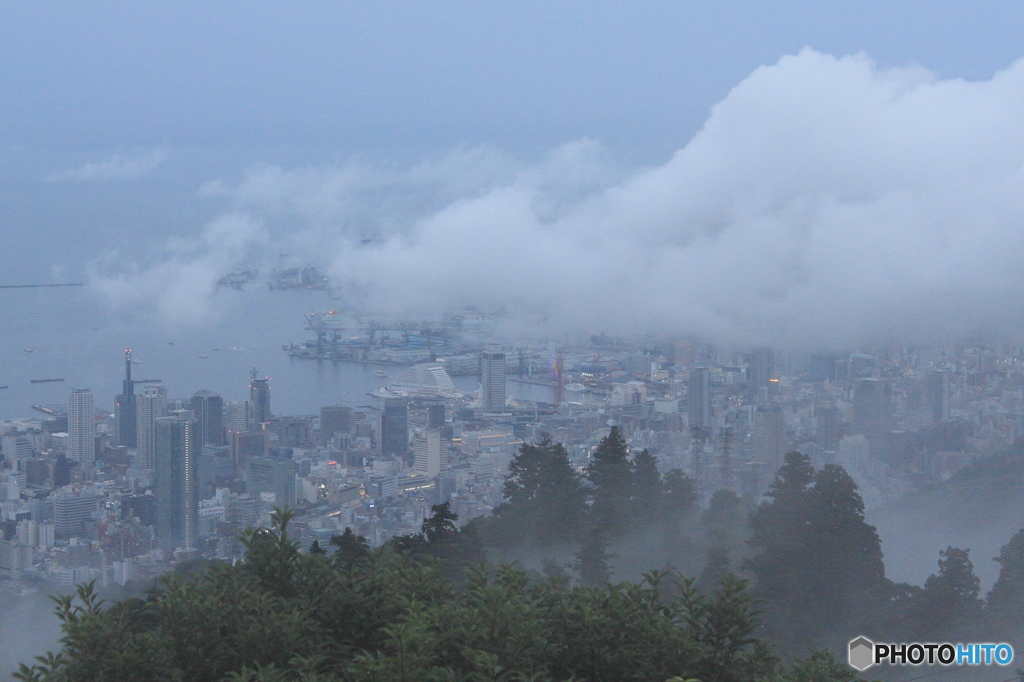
[[91, 49, 1024, 348]]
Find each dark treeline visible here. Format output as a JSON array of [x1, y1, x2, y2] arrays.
[[17, 428, 1024, 680]]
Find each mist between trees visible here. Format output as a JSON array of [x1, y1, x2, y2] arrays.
[[17, 428, 1024, 682]]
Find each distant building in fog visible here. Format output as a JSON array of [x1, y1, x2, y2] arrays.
[[480, 350, 506, 411]]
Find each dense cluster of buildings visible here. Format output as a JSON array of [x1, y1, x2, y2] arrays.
[[0, 337, 1018, 588]]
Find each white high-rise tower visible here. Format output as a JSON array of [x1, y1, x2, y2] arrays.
[[67, 388, 95, 465], [480, 349, 506, 411]]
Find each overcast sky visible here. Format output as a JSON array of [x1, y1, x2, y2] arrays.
[[4, 2, 1024, 155]]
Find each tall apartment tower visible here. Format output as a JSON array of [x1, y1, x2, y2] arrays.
[[749, 346, 776, 404], [688, 368, 712, 430], [114, 349, 137, 448], [136, 386, 166, 469], [926, 370, 952, 423], [67, 389, 95, 465], [190, 390, 225, 447], [480, 349, 506, 411], [381, 399, 409, 457], [413, 429, 443, 478], [155, 410, 199, 552], [249, 368, 271, 426]]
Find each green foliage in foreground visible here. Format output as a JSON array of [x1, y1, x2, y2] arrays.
[[15, 509, 863, 682]]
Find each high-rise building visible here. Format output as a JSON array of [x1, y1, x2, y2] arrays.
[[816, 404, 841, 451], [413, 429, 443, 478], [155, 410, 199, 551], [426, 402, 445, 429], [136, 386, 166, 470], [688, 369, 712, 430], [52, 490, 102, 537], [926, 370, 952, 423], [853, 378, 892, 444], [225, 400, 253, 433], [230, 430, 268, 478], [480, 350, 506, 411], [249, 368, 271, 426], [320, 405, 353, 443], [752, 405, 785, 471], [749, 347, 775, 389], [114, 350, 137, 448], [190, 390, 225, 446], [67, 389, 95, 466], [245, 456, 296, 508], [381, 399, 408, 457]]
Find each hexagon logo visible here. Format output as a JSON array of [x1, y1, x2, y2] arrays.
[[848, 636, 875, 671]]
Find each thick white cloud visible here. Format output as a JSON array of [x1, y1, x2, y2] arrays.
[[91, 50, 1024, 346], [90, 214, 267, 326]]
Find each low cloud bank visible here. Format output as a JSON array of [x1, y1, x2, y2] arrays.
[[91, 50, 1024, 347]]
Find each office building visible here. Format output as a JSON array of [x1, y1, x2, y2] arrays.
[[225, 400, 253, 433], [320, 405, 352, 443], [413, 429, 443, 478], [853, 378, 892, 443], [53, 490, 102, 537], [250, 369, 271, 426], [245, 456, 296, 508], [381, 399, 409, 457], [67, 389, 95, 466], [114, 350, 137, 448], [816, 404, 841, 451], [480, 349, 506, 411], [688, 369, 712, 430], [155, 410, 199, 551], [136, 386, 166, 470], [230, 430, 268, 478], [191, 390, 225, 447], [427, 402, 445, 429], [749, 347, 775, 390]]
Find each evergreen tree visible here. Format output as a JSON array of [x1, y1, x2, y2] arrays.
[[663, 468, 699, 519], [490, 435, 588, 545], [696, 546, 732, 594], [912, 546, 982, 640], [632, 448, 664, 525], [987, 528, 1024, 632], [661, 468, 699, 568], [587, 426, 634, 536], [573, 527, 615, 586], [747, 453, 887, 647], [330, 527, 370, 568]]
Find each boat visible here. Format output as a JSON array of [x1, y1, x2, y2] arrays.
[[0, 386, 7, 389], [30, 378, 64, 383], [198, 355, 209, 359], [374, 370, 388, 377], [168, 341, 174, 345], [23, 348, 35, 353]]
